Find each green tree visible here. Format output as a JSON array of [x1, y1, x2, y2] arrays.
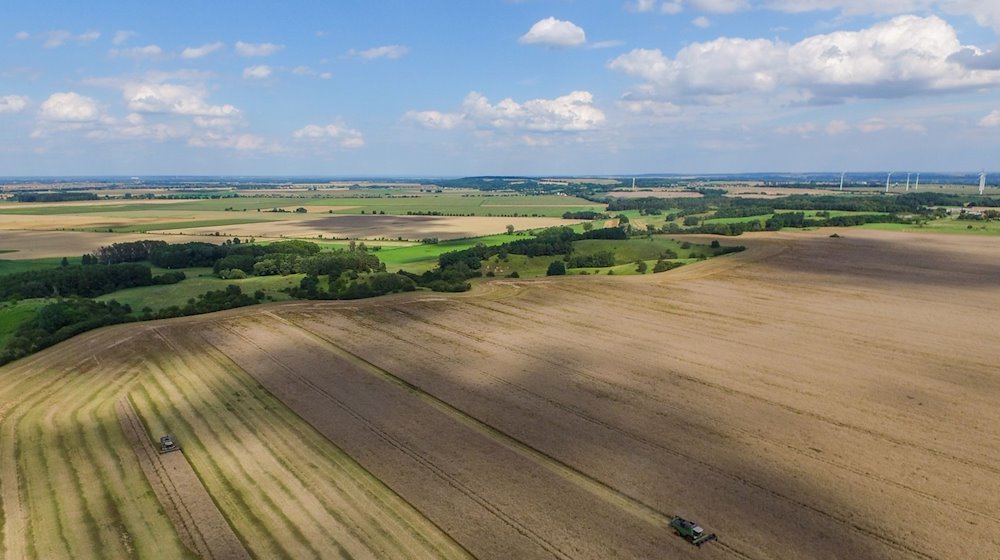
[[582, 222, 594, 232], [506, 224, 515, 235], [635, 260, 648, 273], [546, 260, 566, 276]]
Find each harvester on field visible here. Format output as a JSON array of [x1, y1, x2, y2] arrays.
[[670, 516, 717, 547], [159, 434, 180, 454]]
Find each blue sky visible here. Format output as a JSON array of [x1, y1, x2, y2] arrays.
[[1, 0, 999, 176]]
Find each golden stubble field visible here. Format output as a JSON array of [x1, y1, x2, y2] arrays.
[[1, 228, 998, 559]]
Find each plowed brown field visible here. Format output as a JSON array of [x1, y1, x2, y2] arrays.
[[2, 228, 998, 559]]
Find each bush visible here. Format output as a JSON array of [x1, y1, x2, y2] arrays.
[[546, 260, 567, 276], [635, 260, 648, 273], [153, 271, 186, 285]]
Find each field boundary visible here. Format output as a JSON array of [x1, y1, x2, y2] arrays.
[[116, 397, 250, 560]]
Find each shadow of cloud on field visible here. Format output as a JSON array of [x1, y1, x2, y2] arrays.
[[246, 297, 908, 560]]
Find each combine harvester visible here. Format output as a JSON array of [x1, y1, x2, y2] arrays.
[[159, 434, 180, 454], [670, 516, 717, 547]]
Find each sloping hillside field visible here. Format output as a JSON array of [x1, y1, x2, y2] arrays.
[[2, 229, 999, 559]]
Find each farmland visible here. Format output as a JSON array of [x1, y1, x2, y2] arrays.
[[1, 228, 998, 558]]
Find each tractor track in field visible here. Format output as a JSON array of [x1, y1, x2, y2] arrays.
[[280, 311, 938, 560], [214, 319, 578, 560]]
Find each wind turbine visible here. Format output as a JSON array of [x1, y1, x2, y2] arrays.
[[840, 171, 846, 191], [980, 170, 987, 196], [632, 177, 636, 191], [914, 173, 920, 191], [886, 171, 893, 193], [906, 173, 911, 192]]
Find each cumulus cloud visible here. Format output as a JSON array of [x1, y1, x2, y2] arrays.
[[407, 91, 605, 133], [293, 123, 365, 148], [242, 65, 273, 79], [38, 92, 101, 122], [182, 42, 224, 59], [347, 45, 410, 60], [0, 95, 30, 114], [980, 110, 1000, 127], [235, 41, 283, 57], [609, 16, 1000, 101], [110, 45, 163, 60], [519, 17, 587, 48], [693, 16, 712, 27], [122, 83, 239, 117]]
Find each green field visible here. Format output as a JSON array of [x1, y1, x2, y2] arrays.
[[378, 234, 522, 272], [480, 236, 721, 278], [863, 218, 1000, 235], [95, 273, 300, 311], [0, 299, 48, 347], [0, 256, 80, 275]]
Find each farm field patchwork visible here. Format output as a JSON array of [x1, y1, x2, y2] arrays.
[[1, 228, 998, 558]]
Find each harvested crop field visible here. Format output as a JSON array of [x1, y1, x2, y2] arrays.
[[1, 228, 998, 559], [0, 230, 225, 259], [154, 214, 580, 241]]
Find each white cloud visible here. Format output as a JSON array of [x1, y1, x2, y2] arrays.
[[689, 0, 750, 13], [775, 122, 818, 136], [42, 31, 72, 48], [626, 0, 659, 12], [122, 83, 239, 117], [693, 16, 712, 27], [347, 45, 410, 60], [408, 91, 606, 133], [0, 95, 30, 114], [112, 30, 136, 45], [14, 31, 30, 40], [38, 92, 101, 122], [404, 110, 467, 130], [519, 17, 587, 48], [619, 99, 682, 116], [609, 16, 1000, 101], [235, 41, 283, 57], [979, 110, 1000, 127], [110, 45, 163, 60], [826, 119, 851, 135], [182, 42, 224, 59], [661, 1, 684, 14], [32, 30, 100, 48], [857, 117, 926, 133], [589, 40, 626, 49], [242, 65, 273, 79], [188, 132, 269, 151], [292, 66, 333, 79], [293, 123, 365, 148]]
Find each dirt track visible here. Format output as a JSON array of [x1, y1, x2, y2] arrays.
[[2, 228, 999, 558]]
